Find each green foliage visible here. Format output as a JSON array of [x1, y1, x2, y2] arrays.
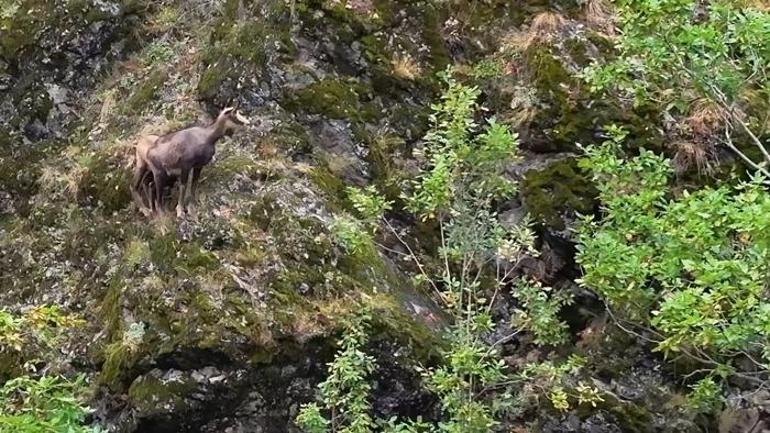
[[419, 324, 509, 433], [581, 0, 770, 172], [331, 186, 393, 255], [398, 68, 570, 430], [686, 376, 722, 413], [301, 67, 576, 432], [407, 69, 519, 220], [513, 280, 573, 346], [582, 0, 770, 105], [331, 216, 374, 255], [517, 355, 591, 412], [0, 306, 84, 364], [296, 309, 376, 433], [0, 375, 101, 433], [143, 40, 175, 66], [471, 59, 503, 80], [347, 186, 392, 225], [577, 126, 770, 386], [297, 403, 330, 433]]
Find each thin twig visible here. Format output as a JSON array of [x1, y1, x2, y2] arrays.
[[382, 217, 443, 301]]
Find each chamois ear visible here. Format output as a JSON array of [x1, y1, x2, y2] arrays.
[[222, 106, 235, 115]]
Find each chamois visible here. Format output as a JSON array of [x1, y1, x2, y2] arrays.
[[140, 106, 250, 217]]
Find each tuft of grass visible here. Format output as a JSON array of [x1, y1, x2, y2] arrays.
[[126, 68, 168, 113], [390, 54, 421, 80], [584, 0, 616, 35], [686, 98, 726, 136], [147, 5, 180, 34], [671, 140, 717, 176], [507, 11, 568, 51], [143, 40, 175, 66]]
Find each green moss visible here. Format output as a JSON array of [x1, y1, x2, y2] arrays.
[[100, 279, 124, 342], [209, 154, 260, 181], [365, 133, 408, 202], [126, 67, 167, 113], [564, 37, 590, 66], [196, 64, 227, 101], [587, 30, 617, 58], [285, 78, 376, 121], [197, 15, 279, 100], [0, 138, 47, 214], [128, 373, 197, 416], [418, 4, 451, 71], [14, 81, 53, 121], [520, 158, 597, 230], [101, 339, 144, 388], [367, 295, 445, 361], [148, 234, 220, 275], [308, 165, 348, 211], [525, 46, 571, 98], [266, 120, 311, 155]]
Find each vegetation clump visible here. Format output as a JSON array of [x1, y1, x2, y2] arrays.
[[297, 69, 577, 432], [0, 375, 97, 433], [577, 125, 770, 404], [582, 0, 770, 176]]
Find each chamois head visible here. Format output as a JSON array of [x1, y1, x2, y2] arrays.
[[217, 105, 250, 132]]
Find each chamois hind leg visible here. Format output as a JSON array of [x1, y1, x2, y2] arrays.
[[176, 169, 189, 219], [131, 160, 151, 214], [144, 175, 156, 214]]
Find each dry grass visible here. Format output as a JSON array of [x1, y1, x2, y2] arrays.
[[739, 0, 770, 11], [391, 54, 421, 80], [686, 99, 726, 136], [37, 146, 94, 200], [506, 11, 568, 51], [584, 0, 616, 35], [671, 140, 717, 176]]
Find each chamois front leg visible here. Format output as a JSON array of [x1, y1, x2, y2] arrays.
[[177, 169, 189, 219], [187, 167, 202, 217], [152, 169, 169, 216]]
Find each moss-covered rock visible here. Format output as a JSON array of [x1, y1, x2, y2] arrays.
[[128, 370, 198, 417], [196, 0, 292, 103], [520, 157, 597, 230], [284, 78, 378, 122]]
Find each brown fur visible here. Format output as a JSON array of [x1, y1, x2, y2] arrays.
[[131, 134, 160, 215]]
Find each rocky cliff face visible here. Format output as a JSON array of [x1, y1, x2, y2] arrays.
[[0, 0, 713, 432]]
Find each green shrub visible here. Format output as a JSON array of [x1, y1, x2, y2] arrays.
[[576, 125, 770, 401], [582, 0, 770, 176], [298, 67, 574, 432], [0, 375, 100, 432], [296, 309, 376, 433]]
